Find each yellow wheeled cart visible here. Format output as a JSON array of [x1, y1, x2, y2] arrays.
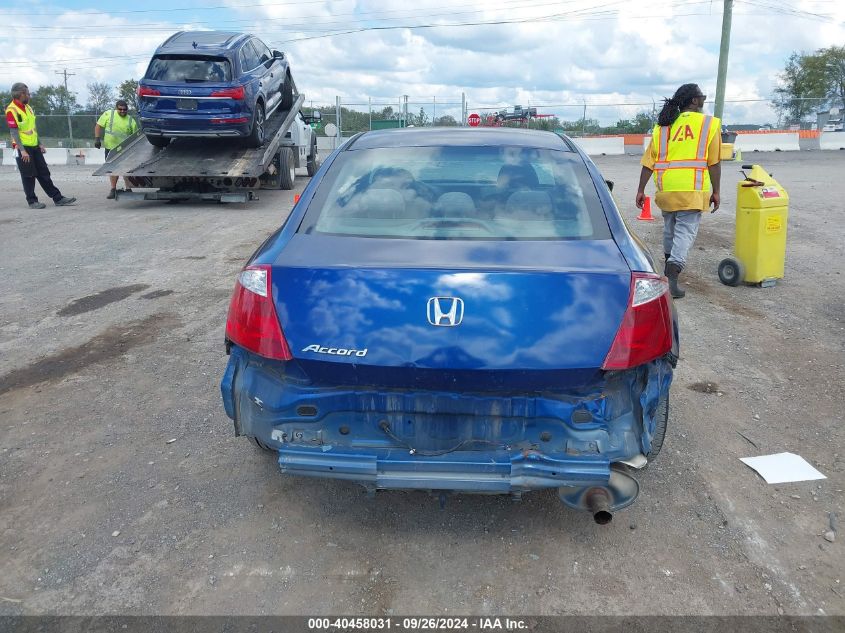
[[718, 164, 789, 287]]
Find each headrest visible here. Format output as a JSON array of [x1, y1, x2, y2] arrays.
[[497, 164, 539, 189]]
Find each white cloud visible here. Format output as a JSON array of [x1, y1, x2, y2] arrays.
[[1, 0, 843, 125]]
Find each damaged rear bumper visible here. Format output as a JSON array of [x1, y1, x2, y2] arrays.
[[221, 345, 672, 502], [275, 444, 611, 493]]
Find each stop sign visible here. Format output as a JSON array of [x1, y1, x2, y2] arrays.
[[467, 113, 481, 127]]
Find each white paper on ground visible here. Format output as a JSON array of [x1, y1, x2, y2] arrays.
[[740, 452, 827, 484]]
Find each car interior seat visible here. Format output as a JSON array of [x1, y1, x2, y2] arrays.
[[369, 167, 433, 219], [433, 192, 477, 218], [496, 163, 539, 190], [345, 188, 407, 219], [504, 190, 554, 221]]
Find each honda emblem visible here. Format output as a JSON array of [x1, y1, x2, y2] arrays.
[[427, 297, 464, 327]]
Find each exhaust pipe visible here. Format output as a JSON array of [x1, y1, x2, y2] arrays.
[[585, 488, 613, 525], [557, 467, 639, 524]]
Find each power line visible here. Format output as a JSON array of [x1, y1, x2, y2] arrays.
[[11, 0, 705, 31], [0, 0, 838, 70]]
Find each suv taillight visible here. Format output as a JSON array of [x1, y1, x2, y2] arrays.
[[137, 86, 161, 97], [225, 265, 292, 361], [210, 86, 245, 100], [602, 273, 672, 370]]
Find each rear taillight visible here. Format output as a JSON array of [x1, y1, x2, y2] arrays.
[[210, 117, 249, 124], [137, 86, 161, 97], [225, 265, 292, 361], [210, 86, 245, 100], [602, 273, 672, 370]]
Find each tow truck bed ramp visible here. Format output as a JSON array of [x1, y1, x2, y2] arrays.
[[94, 93, 308, 202]]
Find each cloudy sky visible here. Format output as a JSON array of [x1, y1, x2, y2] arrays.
[[3, 0, 844, 125]]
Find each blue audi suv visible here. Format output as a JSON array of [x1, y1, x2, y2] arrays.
[[221, 128, 679, 523], [138, 31, 293, 148]]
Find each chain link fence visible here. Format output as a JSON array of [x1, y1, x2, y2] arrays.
[[304, 96, 839, 149], [10, 97, 838, 150]]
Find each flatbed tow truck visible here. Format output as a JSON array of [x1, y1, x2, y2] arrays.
[[95, 87, 319, 203]]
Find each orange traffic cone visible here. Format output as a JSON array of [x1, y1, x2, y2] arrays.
[[637, 195, 655, 221]]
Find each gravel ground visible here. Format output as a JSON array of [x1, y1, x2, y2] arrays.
[[0, 150, 842, 616]]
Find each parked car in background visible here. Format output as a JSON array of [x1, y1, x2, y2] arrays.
[[220, 127, 679, 524], [138, 31, 294, 148]]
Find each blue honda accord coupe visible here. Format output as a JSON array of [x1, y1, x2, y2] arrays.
[[138, 31, 293, 148], [220, 127, 678, 523]]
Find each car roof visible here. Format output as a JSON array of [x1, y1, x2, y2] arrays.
[[347, 127, 573, 151], [158, 31, 250, 53]]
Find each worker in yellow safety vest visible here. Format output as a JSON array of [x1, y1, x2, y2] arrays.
[[636, 83, 721, 298], [94, 99, 139, 199], [5, 82, 76, 209]]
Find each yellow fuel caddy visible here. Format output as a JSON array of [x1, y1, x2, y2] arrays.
[[718, 164, 789, 287]]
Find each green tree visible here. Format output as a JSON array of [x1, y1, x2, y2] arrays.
[[531, 116, 561, 132], [434, 114, 458, 126], [118, 79, 139, 112], [87, 82, 114, 115], [409, 107, 430, 127], [820, 46, 845, 110], [774, 46, 845, 121], [609, 111, 655, 134], [30, 85, 79, 114]]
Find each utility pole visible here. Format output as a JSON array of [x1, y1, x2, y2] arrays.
[[714, 0, 733, 121], [55, 69, 76, 146], [581, 100, 587, 136]]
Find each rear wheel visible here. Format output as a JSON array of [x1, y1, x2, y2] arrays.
[[280, 75, 294, 111], [278, 147, 295, 190], [718, 257, 744, 286], [146, 135, 170, 148], [246, 102, 266, 148], [646, 394, 669, 460], [306, 137, 319, 176]]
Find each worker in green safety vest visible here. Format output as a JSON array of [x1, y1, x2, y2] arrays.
[[94, 99, 139, 199]]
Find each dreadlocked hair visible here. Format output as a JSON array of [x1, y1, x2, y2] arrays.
[[657, 83, 702, 127]]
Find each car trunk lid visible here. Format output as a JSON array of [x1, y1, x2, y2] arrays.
[[271, 235, 631, 391]]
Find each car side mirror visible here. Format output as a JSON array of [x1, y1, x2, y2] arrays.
[[605, 179, 614, 192], [273, 50, 285, 60], [303, 111, 322, 124]]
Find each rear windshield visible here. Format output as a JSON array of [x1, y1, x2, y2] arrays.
[[145, 55, 232, 82], [299, 145, 611, 240]]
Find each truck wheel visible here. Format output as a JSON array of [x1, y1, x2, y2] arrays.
[[280, 75, 294, 111], [146, 135, 170, 148], [278, 147, 295, 190], [718, 257, 744, 286], [645, 394, 669, 461], [246, 102, 266, 148], [306, 138, 319, 176]]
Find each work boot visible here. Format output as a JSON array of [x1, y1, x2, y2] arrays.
[[665, 262, 686, 299], [107, 189, 116, 199], [54, 196, 76, 206], [663, 253, 671, 274], [28, 201, 46, 209]]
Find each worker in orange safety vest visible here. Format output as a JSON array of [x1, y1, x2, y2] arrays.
[[636, 83, 721, 298]]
